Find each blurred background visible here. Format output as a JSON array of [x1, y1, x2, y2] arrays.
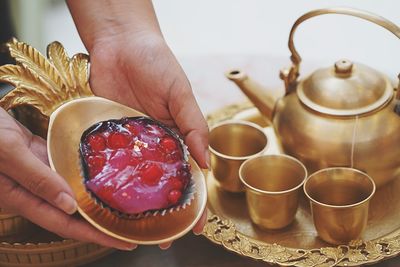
[[1, 0, 400, 113]]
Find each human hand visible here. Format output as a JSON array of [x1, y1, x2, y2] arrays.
[[67, 0, 209, 169], [89, 32, 209, 249], [67, 0, 209, 248], [0, 108, 136, 250], [89, 34, 209, 169]]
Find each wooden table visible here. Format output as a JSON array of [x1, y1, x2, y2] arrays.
[[84, 234, 268, 267], [82, 233, 400, 267]]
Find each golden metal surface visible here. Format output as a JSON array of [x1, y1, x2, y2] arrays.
[[227, 8, 400, 188], [0, 38, 93, 117], [304, 168, 376, 245], [239, 154, 307, 230], [226, 70, 278, 121], [334, 59, 353, 75], [297, 61, 393, 116], [284, 7, 400, 92], [274, 89, 400, 188], [209, 120, 268, 192], [204, 102, 400, 266], [47, 97, 207, 244]]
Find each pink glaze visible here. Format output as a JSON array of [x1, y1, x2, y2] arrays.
[[80, 117, 191, 214]]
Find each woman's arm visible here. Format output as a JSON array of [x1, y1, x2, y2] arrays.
[[67, 0, 162, 52], [67, 0, 209, 170], [67, 0, 209, 242]]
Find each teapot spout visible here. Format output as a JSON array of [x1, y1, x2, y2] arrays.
[[226, 69, 277, 121]]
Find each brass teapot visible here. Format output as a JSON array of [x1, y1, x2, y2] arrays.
[[227, 7, 400, 188]]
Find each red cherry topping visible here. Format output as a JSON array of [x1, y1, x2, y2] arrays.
[[160, 137, 177, 151], [168, 190, 182, 205], [165, 152, 181, 163], [96, 185, 116, 204], [124, 123, 139, 135], [140, 163, 163, 185], [80, 117, 192, 215], [88, 135, 106, 151], [108, 132, 130, 149], [87, 155, 106, 177], [87, 155, 106, 169], [109, 150, 130, 170], [169, 177, 184, 190], [129, 156, 141, 166], [142, 148, 163, 161]]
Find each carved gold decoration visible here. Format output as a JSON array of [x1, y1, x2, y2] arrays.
[[204, 102, 400, 266], [203, 215, 400, 266], [0, 38, 110, 267], [0, 38, 93, 116]]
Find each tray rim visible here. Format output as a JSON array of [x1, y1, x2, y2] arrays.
[[202, 101, 400, 267]]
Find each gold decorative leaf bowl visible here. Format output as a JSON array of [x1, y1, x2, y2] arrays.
[[0, 38, 206, 265]]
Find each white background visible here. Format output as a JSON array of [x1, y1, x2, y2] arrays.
[[39, 0, 400, 77], [10, 0, 400, 113]]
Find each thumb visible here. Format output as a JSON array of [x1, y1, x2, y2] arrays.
[[169, 87, 209, 169]]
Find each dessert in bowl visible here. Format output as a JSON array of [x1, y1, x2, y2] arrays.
[[80, 116, 193, 217], [47, 97, 207, 244]]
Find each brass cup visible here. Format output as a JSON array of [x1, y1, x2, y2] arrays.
[[239, 154, 307, 230], [304, 167, 376, 245], [209, 120, 268, 192]]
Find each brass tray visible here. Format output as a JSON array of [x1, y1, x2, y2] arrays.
[[203, 102, 400, 266]]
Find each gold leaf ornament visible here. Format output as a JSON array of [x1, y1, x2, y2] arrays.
[[364, 241, 384, 260], [320, 247, 345, 263], [0, 38, 93, 116]]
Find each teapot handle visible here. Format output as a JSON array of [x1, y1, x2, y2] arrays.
[[281, 7, 400, 93]]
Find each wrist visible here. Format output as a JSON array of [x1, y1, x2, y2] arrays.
[[67, 0, 163, 52], [89, 31, 167, 60]]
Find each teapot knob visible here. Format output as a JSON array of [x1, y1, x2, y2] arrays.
[[335, 59, 353, 75]]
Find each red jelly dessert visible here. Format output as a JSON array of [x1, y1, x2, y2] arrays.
[[79, 117, 192, 215]]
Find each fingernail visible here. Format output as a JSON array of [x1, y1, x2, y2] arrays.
[[119, 244, 138, 251], [55, 192, 77, 215], [159, 243, 172, 250], [193, 228, 204, 236], [205, 150, 211, 171]]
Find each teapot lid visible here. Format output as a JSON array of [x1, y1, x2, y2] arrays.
[[297, 59, 393, 116]]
